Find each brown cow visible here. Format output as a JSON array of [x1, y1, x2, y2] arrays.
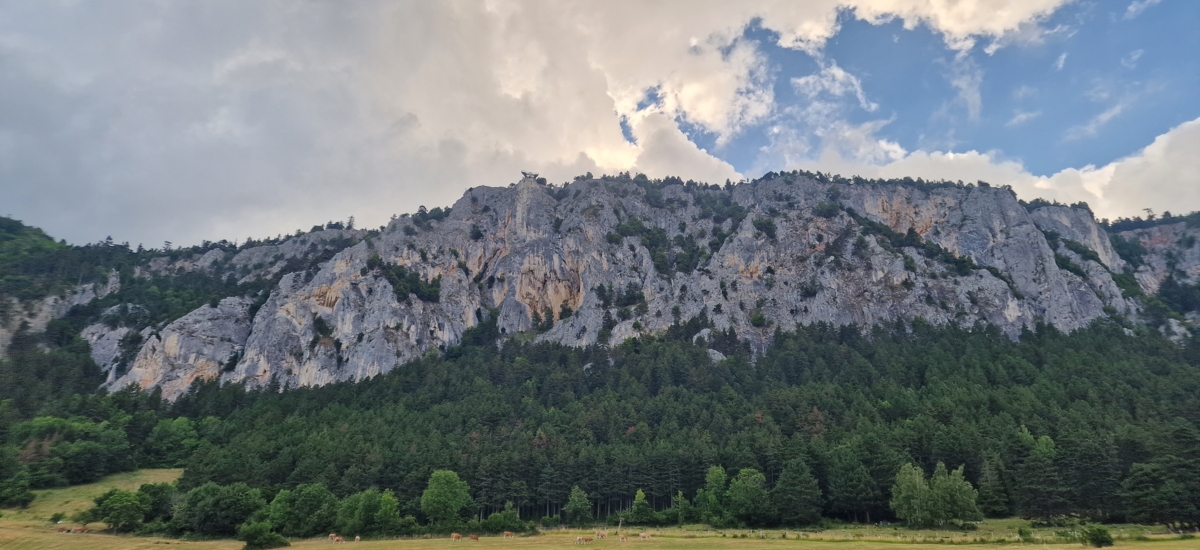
[[329, 533, 339, 541], [334, 536, 346, 543], [619, 534, 629, 542], [595, 530, 607, 539], [451, 532, 463, 541], [469, 534, 479, 541], [583, 537, 594, 544], [503, 531, 515, 538]]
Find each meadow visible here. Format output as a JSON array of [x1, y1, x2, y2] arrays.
[[0, 470, 1194, 550]]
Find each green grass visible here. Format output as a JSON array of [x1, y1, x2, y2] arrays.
[[5, 468, 182, 521]]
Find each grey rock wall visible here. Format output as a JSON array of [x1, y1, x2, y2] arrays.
[[89, 174, 1163, 398]]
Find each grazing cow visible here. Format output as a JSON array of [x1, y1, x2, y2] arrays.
[[354, 535, 361, 542], [584, 537, 594, 544], [503, 531, 515, 538], [329, 533, 338, 541], [619, 534, 628, 542], [469, 534, 479, 541], [334, 536, 346, 543], [596, 530, 607, 539], [639, 532, 651, 540], [451, 532, 463, 541]]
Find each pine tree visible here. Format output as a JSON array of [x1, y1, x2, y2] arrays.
[[828, 449, 878, 522], [1014, 436, 1070, 524], [771, 458, 822, 526], [976, 459, 1011, 518]]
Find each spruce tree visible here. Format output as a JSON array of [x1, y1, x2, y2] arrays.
[[771, 458, 822, 526]]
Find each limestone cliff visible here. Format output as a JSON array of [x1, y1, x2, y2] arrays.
[[77, 173, 1187, 398]]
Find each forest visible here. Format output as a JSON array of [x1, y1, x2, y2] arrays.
[[2, 183, 1200, 543], [2, 312, 1200, 540]]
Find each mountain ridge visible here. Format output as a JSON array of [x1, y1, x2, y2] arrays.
[[3, 171, 1199, 400]]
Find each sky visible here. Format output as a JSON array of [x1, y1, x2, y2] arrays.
[[1, 0, 1197, 247]]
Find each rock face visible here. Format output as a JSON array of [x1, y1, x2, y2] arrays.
[[92, 174, 1177, 398], [106, 297, 254, 400], [0, 270, 119, 359], [1116, 222, 1200, 294]]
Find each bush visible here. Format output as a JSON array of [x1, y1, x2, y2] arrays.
[[813, 202, 841, 218], [237, 521, 290, 549], [1081, 525, 1113, 547], [752, 218, 777, 239]]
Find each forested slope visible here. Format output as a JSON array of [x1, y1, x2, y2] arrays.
[[2, 173, 1200, 537]]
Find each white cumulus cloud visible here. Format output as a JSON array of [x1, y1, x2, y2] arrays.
[[0, 0, 1080, 245]]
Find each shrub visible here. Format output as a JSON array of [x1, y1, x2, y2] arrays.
[[1081, 525, 1113, 547], [237, 521, 290, 549]]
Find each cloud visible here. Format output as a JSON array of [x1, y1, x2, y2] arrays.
[[0, 0, 1078, 245], [1121, 49, 1144, 69], [1124, 0, 1162, 19], [784, 116, 1200, 222], [948, 59, 984, 120], [1054, 52, 1067, 70], [1012, 85, 1037, 99], [791, 61, 878, 112], [1064, 100, 1131, 141], [1005, 110, 1041, 127]]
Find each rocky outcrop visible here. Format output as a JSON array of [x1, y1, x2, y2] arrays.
[[1117, 222, 1200, 294], [106, 296, 254, 400], [95, 174, 1165, 398], [0, 270, 119, 358]]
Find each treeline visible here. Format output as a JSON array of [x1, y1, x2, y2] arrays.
[[71, 469, 530, 547], [0, 388, 187, 507], [160, 317, 1200, 530]]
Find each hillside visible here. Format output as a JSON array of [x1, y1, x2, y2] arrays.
[[4, 171, 1197, 400]]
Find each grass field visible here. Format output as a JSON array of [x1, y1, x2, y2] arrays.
[[1, 470, 1194, 550]]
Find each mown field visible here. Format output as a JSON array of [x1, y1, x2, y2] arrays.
[[0, 470, 1194, 550]]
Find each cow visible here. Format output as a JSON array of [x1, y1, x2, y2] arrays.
[[354, 535, 361, 542], [575, 536, 585, 544], [329, 533, 338, 541], [639, 532, 651, 540], [595, 530, 607, 539], [469, 534, 479, 541], [503, 531, 515, 538], [619, 534, 629, 542], [583, 537, 594, 544], [451, 532, 463, 541], [334, 536, 346, 543]]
